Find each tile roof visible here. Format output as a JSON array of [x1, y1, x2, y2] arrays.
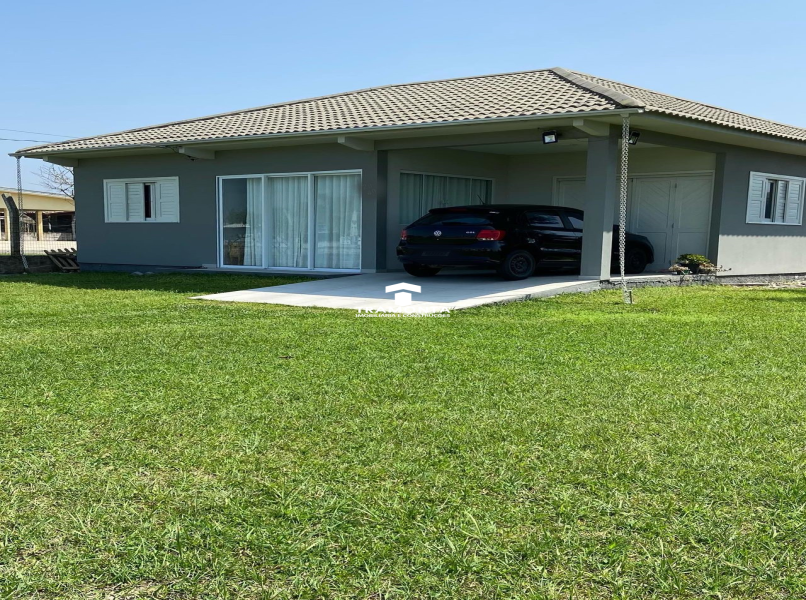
[[15, 67, 806, 156], [565, 69, 806, 142]]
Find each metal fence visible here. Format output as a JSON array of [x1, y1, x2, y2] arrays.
[[1, 206, 77, 255]]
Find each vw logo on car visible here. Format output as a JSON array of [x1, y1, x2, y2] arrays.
[[433, 230, 442, 237]]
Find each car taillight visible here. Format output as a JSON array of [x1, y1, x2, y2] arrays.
[[400, 229, 408, 240], [476, 229, 505, 241]]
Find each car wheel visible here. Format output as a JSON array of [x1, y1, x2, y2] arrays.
[[624, 246, 649, 274], [497, 250, 536, 280], [403, 263, 441, 277]]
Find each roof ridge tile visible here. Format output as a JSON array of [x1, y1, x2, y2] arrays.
[[550, 67, 645, 109]]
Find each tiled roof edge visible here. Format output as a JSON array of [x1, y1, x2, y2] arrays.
[[569, 69, 806, 135], [550, 67, 646, 109], [17, 68, 567, 156]]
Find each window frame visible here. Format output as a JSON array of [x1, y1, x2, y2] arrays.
[[216, 169, 363, 273], [746, 171, 804, 226], [523, 208, 566, 229], [104, 176, 180, 223]]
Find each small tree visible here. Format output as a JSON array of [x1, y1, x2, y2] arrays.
[[35, 163, 75, 238], [36, 163, 74, 199]]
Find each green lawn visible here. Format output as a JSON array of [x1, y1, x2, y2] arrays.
[[1, 273, 805, 599]]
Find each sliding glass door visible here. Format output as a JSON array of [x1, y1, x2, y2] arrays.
[[314, 174, 361, 270], [219, 171, 361, 271], [267, 176, 309, 268], [220, 177, 263, 267]]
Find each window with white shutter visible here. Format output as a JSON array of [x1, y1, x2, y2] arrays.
[[155, 179, 179, 222], [746, 172, 805, 225], [126, 183, 146, 221], [104, 177, 180, 223], [104, 182, 127, 222]]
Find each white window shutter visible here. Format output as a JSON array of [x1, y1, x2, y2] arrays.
[[126, 183, 145, 221], [775, 181, 788, 222], [785, 179, 804, 224], [105, 182, 127, 222], [155, 178, 180, 222], [746, 173, 766, 223]]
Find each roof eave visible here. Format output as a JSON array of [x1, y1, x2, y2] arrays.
[[12, 108, 642, 158], [635, 112, 806, 155]]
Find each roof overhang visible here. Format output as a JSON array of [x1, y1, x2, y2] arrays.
[[12, 108, 806, 161], [11, 109, 642, 160], [629, 114, 806, 156]]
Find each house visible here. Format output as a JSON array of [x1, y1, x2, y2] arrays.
[[0, 187, 75, 250], [12, 67, 806, 278]]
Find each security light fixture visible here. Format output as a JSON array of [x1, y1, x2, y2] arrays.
[[542, 130, 559, 144], [628, 131, 641, 145]]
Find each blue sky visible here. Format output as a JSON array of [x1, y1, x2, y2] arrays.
[[2, 0, 805, 190]]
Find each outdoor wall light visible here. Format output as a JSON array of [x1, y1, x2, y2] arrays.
[[628, 131, 641, 145], [542, 130, 559, 144]]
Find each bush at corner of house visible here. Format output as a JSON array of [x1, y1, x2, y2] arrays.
[[676, 254, 711, 267]]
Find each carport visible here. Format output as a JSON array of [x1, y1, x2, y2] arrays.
[[379, 123, 717, 279]]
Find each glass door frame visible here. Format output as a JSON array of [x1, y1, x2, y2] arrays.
[[217, 169, 362, 273]]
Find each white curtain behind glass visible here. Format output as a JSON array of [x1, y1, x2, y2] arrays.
[[471, 178, 492, 204], [399, 173, 423, 225], [267, 176, 308, 268], [445, 177, 472, 206], [314, 174, 361, 269], [399, 173, 492, 226], [243, 178, 263, 266], [422, 175, 447, 212]]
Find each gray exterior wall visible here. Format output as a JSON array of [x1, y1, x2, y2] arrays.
[[714, 147, 806, 275], [71, 131, 806, 277], [632, 132, 806, 276], [74, 144, 380, 269]]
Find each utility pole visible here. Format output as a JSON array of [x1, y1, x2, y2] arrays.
[[1, 194, 21, 257]]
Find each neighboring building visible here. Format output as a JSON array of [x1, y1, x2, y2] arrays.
[[11, 67, 806, 277], [0, 187, 75, 243]]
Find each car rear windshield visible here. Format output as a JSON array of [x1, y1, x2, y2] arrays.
[[413, 211, 499, 226]]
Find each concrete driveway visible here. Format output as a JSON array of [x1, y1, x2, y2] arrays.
[[195, 272, 599, 312]]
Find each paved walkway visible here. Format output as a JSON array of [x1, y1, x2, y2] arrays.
[[195, 272, 600, 312]]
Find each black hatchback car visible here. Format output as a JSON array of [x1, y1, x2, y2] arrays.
[[397, 205, 654, 280]]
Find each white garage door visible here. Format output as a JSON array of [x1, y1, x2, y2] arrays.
[[630, 174, 713, 271], [554, 174, 713, 272], [555, 178, 587, 210]]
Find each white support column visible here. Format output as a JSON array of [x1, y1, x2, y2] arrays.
[[580, 127, 619, 280]]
